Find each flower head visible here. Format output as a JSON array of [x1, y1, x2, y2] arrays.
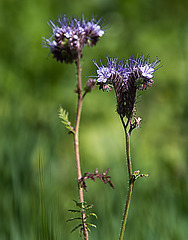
[[93, 57, 125, 90], [93, 55, 160, 119], [43, 15, 104, 63], [124, 55, 160, 90]]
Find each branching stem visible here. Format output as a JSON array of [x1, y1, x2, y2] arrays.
[[74, 52, 88, 240], [119, 116, 134, 240]]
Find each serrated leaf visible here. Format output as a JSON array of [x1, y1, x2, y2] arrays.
[[84, 204, 94, 210], [73, 200, 84, 208], [86, 226, 91, 232], [68, 209, 81, 213], [86, 223, 97, 228], [70, 223, 82, 233], [66, 217, 82, 222], [85, 212, 98, 219], [59, 107, 75, 134]]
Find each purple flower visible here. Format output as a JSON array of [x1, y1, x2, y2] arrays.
[[124, 55, 160, 90], [84, 17, 104, 46], [93, 55, 160, 118], [140, 65, 154, 79], [97, 67, 111, 83], [93, 57, 125, 91], [43, 15, 104, 63]]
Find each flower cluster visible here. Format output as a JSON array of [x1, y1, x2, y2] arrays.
[[43, 15, 104, 63], [93, 55, 160, 119]]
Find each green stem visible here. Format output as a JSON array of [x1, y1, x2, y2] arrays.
[[74, 53, 88, 240], [119, 117, 134, 240]]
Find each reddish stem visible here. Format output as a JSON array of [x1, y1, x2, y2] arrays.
[[74, 52, 88, 240]]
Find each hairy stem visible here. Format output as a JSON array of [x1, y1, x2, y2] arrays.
[[119, 116, 134, 240], [74, 53, 88, 240]]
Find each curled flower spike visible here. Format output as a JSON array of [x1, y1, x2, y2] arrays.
[[43, 15, 104, 63], [93, 55, 160, 119], [125, 55, 160, 90]]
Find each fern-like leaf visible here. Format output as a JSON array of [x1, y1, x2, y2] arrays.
[[67, 200, 98, 236], [59, 106, 75, 134]]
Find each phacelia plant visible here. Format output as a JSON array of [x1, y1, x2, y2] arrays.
[[43, 13, 161, 240], [93, 55, 160, 239]]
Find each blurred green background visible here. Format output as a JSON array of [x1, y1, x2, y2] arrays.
[[0, 0, 188, 239]]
